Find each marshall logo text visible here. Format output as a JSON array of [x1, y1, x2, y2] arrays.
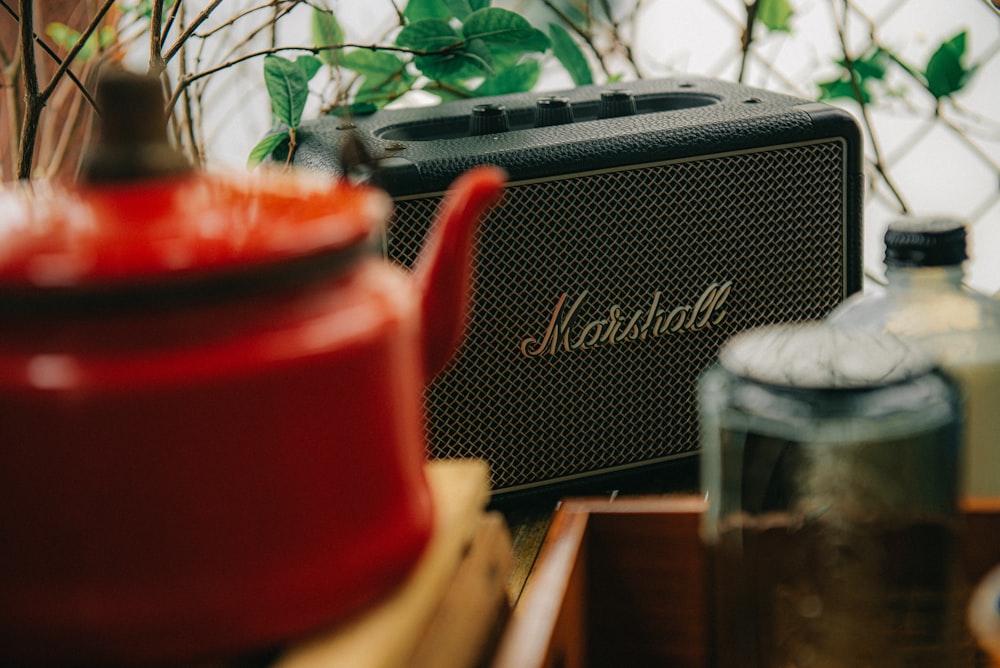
[[520, 281, 733, 357]]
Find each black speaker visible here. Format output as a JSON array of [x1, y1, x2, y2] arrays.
[[291, 76, 863, 495]]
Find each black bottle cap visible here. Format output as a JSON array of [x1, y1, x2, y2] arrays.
[[534, 96, 574, 127], [884, 217, 968, 268], [470, 103, 510, 136], [598, 90, 637, 119]]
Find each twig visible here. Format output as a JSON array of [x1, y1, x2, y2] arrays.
[[193, 0, 300, 42], [15, 0, 41, 179], [0, 0, 99, 110], [165, 41, 462, 113], [831, 0, 909, 213], [36, 0, 115, 102], [597, 0, 641, 78], [1, 48, 20, 180], [537, 0, 613, 78], [738, 0, 759, 83], [14, 0, 114, 178], [161, 0, 183, 47], [149, 0, 165, 73], [162, 0, 224, 65], [41, 60, 93, 178], [206, 2, 299, 76]]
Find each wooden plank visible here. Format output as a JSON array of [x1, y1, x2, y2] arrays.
[[408, 511, 514, 668], [490, 505, 591, 668], [493, 494, 1000, 668], [586, 504, 709, 668], [274, 459, 492, 668]]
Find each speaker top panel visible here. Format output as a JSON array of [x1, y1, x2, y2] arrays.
[[291, 76, 862, 197]]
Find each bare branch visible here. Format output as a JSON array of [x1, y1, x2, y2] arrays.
[[598, 0, 641, 78], [831, 0, 909, 214], [0, 0, 98, 110], [161, 0, 184, 46], [538, 0, 613, 78], [166, 41, 462, 113], [15, 0, 40, 179], [162, 0, 224, 65], [738, 0, 760, 82], [149, 0, 166, 73], [38, 0, 115, 101]]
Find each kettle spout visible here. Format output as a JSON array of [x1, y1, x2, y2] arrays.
[[412, 166, 506, 382]]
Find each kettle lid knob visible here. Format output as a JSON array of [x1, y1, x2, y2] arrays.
[[81, 68, 192, 183]]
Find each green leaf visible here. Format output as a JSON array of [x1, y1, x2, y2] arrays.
[[46, 22, 75, 49], [818, 46, 891, 104], [397, 18, 462, 51], [124, 0, 177, 20], [46, 22, 97, 61], [838, 47, 889, 82], [462, 8, 549, 52], [312, 8, 345, 66], [414, 49, 485, 80], [297, 55, 323, 82], [444, 0, 475, 20], [330, 101, 380, 117], [343, 50, 416, 106], [757, 0, 794, 33], [549, 23, 592, 86], [475, 59, 540, 95], [924, 31, 973, 99], [398, 19, 486, 81], [424, 81, 474, 102], [340, 49, 408, 78], [817, 76, 870, 104], [263, 55, 310, 128], [462, 38, 496, 74], [247, 131, 289, 169], [404, 0, 450, 21], [98, 25, 117, 49]]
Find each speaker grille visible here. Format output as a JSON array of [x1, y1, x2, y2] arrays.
[[388, 139, 848, 492]]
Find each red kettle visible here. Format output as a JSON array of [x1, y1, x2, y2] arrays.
[[0, 71, 505, 664]]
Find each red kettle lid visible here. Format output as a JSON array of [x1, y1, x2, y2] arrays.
[[0, 71, 390, 299]]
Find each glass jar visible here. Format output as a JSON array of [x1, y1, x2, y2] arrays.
[[828, 217, 1000, 497], [699, 323, 973, 668]]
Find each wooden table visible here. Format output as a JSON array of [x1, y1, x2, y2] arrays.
[[493, 457, 701, 604]]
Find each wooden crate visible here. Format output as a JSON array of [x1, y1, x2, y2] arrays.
[[492, 495, 1000, 668]]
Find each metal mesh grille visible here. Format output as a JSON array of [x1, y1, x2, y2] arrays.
[[388, 140, 848, 492]]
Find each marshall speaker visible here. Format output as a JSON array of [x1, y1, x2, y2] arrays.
[[291, 76, 863, 496]]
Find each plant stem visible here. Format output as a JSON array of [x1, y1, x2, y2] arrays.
[[165, 41, 460, 113], [15, 0, 40, 179], [13, 0, 115, 179], [162, 0, 224, 65], [538, 0, 613, 79], [738, 0, 759, 83], [831, 0, 909, 213], [149, 0, 166, 74], [0, 44, 21, 180], [0, 0, 98, 111], [597, 0, 641, 78]]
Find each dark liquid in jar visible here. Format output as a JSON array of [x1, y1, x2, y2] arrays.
[[708, 428, 975, 668]]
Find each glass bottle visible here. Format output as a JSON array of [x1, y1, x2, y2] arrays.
[[699, 323, 972, 668], [828, 217, 1000, 497]]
